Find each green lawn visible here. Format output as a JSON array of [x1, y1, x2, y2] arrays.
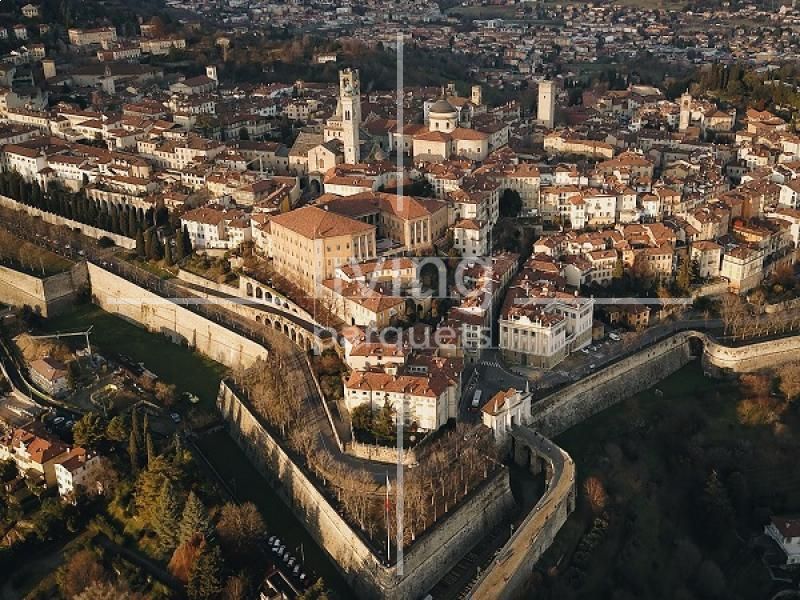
[[39, 304, 228, 407]]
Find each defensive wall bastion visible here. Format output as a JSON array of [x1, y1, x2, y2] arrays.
[[0, 262, 88, 317], [469, 330, 800, 600], [218, 382, 516, 600], [84, 264, 518, 600]]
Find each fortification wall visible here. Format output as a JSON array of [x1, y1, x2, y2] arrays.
[[703, 335, 800, 373], [0, 195, 136, 249], [0, 262, 87, 316], [531, 332, 696, 437], [217, 382, 516, 600], [87, 263, 267, 369]]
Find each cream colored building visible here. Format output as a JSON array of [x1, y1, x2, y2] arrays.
[[269, 205, 376, 294]]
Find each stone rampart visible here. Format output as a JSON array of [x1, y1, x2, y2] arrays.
[[217, 381, 516, 600], [0, 262, 87, 317], [87, 263, 267, 369]]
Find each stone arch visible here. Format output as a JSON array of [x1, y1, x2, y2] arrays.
[[283, 324, 290, 336], [246, 282, 253, 297], [265, 291, 273, 301], [255, 287, 263, 299], [291, 329, 297, 343], [416, 257, 447, 297], [255, 315, 262, 323], [274, 321, 281, 331]]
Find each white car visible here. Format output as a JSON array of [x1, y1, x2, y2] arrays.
[[609, 333, 621, 341]]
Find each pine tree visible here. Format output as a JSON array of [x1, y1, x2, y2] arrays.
[[135, 228, 146, 258], [179, 491, 211, 544], [129, 429, 140, 473], [187, 544, 223, 600], [153, 480, 181, 557]]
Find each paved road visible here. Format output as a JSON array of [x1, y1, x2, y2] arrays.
[[467, 426, 575, 600]]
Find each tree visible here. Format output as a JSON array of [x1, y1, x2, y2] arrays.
[[351, 403, 373, 432], [135, 228, 145, 259], [612, 257, 624, 280], [584, 476, 608, 515], [499, 189, 522, 218], [73, 582, 132, 600], [164, 240, 174, 267], [146, 430, 156, 467], [187, 544, 224, 600], [73, 412, 107, 450], [0, 459, 16, 482], [56, 549, 106, 599], [169, 533, 205, 584], [299, 579, 333, 600], [106, 415, 127, 443], [777, 362, 800, 401], [128, 429, 140, 473], [182, 226, 193, 256], [676, 255, 690, 293], [153, 479, 182, 557], [175, 230, 187, 261], [216, 502, 266, 565], [135, 455, 183, 526], [179, 491, 212, 544], [155, 381, 177, 407], [222, 574, 249, 600]]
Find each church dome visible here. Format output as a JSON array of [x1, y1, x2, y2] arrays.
[[429, 97, 457, 116]]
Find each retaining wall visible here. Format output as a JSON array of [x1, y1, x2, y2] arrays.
[[217, 382, 516, 600], [87, 263, 267, 369]]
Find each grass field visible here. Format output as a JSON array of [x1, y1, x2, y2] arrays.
[[40, 304, 228, 407]]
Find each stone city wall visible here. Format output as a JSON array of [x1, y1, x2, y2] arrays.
[[0, 262, 88, 317], [217, 382, 516, 600], [703, 335, 800, 374], [530, 332, 697, 437], [87, 263, 267, 369]]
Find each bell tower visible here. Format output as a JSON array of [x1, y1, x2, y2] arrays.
[[679, 91, 692, 132], [340, 68, 361, 164]]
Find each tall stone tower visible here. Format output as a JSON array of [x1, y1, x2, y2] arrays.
[[340, 68, 361, 165], [679, 91, 692, 132], [471, 84, 483, 106], [537, 80, 555, 129]]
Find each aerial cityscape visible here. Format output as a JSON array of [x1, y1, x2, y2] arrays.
[[0, 0, 800, 599]]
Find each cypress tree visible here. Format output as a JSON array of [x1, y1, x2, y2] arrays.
[[153, 480, 181, 557], [119, 209, 128, 238], [175, 230, 186, 261], [182, 226, 192, 256], [164, 241, 174, 267], [187, 544, 223, 600], [135, 228, 146, 258], [146, 431, 156, 467], [129, 429, 140, 473], [127, 208, 138, 238], [179, 491, 211, 544]]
